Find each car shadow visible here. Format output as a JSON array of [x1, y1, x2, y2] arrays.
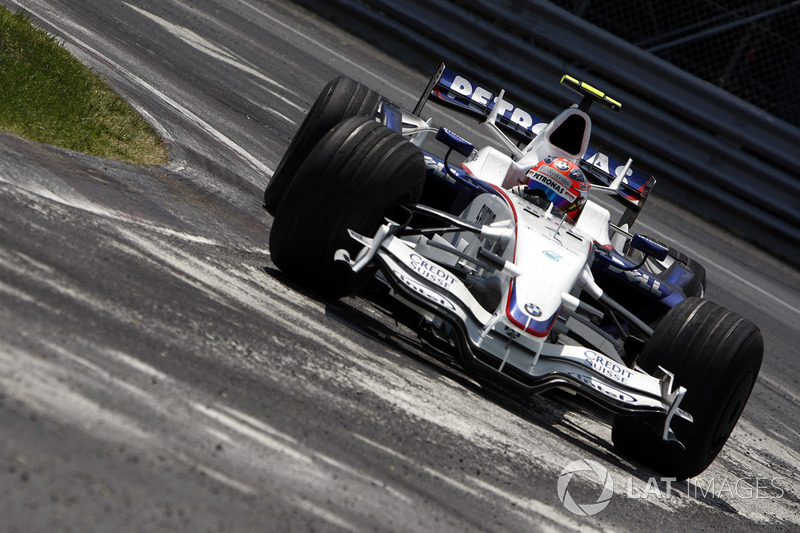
[[264, 266, 739, 514]]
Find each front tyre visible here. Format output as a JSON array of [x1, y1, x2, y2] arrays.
[[269, 116, 425, 298], [612, 297, 762, 480]]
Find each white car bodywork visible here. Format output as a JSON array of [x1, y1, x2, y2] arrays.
[[336, 120, 692, 444]]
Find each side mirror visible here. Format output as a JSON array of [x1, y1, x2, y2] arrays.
[[436, 128, 474, 157], [630, 234, 669, 261]]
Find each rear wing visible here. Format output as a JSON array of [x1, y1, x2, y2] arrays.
[[415, 64, 655, 223]]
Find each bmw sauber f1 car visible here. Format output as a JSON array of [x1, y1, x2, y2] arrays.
[[264, 65, 763, 480]]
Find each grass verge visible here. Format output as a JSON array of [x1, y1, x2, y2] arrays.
[[0, 7, 167, 165]]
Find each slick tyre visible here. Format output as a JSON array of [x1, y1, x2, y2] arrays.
[[264, 77, 381, 215], [269, 116, 425, 298], [612, 297, 762, 480]]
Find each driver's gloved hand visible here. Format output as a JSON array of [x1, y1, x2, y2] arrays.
[[510, 185, 528, 197]]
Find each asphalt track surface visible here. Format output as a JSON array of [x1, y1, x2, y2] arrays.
[[0, 1, 798, 531]]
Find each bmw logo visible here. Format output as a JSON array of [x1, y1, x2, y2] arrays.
[[554, 159, 570, 171], [525, 303, 542, 317]]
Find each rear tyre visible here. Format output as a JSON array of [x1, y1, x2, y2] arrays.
[[612, 297, 762, 480], [264, 77, 381, 215], [269, 116, 425, 298]]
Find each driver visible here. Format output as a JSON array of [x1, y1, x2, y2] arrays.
[[517, 157, 589, 222]]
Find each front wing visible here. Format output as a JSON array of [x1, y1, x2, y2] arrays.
[[336, 223, 693, 444]]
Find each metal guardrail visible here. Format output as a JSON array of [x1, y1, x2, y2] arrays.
[[293, 0, 800, 263]]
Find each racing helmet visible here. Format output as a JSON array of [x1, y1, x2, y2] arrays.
[[523, 157, 589, 221]]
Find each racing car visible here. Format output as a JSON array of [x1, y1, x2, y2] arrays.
[[263, 65, 763, 480]]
